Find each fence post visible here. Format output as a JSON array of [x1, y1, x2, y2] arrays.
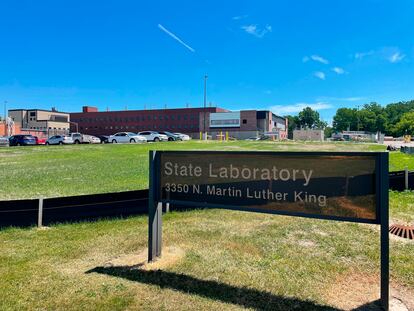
[[38, 197, 44, 228], [405, 166, 409, 190]]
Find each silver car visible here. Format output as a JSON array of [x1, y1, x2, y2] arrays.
[[46, 135, 74, 145]]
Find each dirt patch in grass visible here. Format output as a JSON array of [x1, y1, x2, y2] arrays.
[[104, 246, 185, 271], [323, 270, 414, 310]]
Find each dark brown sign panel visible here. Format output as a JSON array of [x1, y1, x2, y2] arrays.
[[158, 151, 379, 223], [149, 151, 389, 309]]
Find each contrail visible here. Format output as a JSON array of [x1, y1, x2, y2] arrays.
[[158, 24, 195, 52]]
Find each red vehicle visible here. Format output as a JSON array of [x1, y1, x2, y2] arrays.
[[34, 136, 46, 145]]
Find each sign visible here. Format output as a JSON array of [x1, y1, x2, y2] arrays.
[[159, 152, 380, 223], [148, 151, 389, 310]]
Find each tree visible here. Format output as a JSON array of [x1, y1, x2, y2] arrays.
[[298, 107, 323, 129], [384, 100, 414, 135], [285, 115, 300, 139], [332, 108, 358, 131], [324, 126, 333, 139], [393, 111, 414, 137], [358, 102, 387, 132]]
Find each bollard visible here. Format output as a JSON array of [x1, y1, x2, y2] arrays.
[[199, 132, 202, 140], [38, 197, 44, 228]]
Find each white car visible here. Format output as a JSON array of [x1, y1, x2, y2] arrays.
[[138, 131, 168, 142], [174, 133, 191, 141], [46, 135, 74, 145], [109, 132, 147, 144], [90, 136, 101, 144], [0, 136, 9, 146]]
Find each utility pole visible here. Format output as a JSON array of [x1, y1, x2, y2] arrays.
[[203, 75, 208, 140], [357, 105, 360, 131]]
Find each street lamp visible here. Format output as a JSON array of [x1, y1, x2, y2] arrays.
[[3, 100, 7, 121]]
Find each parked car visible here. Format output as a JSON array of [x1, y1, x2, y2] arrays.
[[245, 136, 261, 141], [69, 132, 98, 144], [90, 136, 101, 144], [137, 131, 168, 142], [46, 135, 74, 145], [173, 133, 191, 141], [0, 136, 9, 146], [108, 132, 147, 143], [158, 131, 181, 141], [96, 135, 109, 144], [9, 135, 37, 146], [34, 136, 46, 145]]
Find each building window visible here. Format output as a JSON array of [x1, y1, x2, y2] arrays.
[[243, 119, 247, 124], [159, 115, 163, 120]]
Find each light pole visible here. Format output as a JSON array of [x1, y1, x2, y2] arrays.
[[203, 75, 208, 140], [3, 100, 7, 121]]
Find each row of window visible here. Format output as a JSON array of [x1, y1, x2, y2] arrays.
[[29, 126, 66, 130], [72, 114, 198, 123], [80, 124, 195, 131]]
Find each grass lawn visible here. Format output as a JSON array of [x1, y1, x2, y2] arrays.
[[0, 140, 407, 200], [0, 205, 413, 310], [0, 140, 413, 310]]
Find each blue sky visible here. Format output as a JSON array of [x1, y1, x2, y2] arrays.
[[1, 0, 413, 123]]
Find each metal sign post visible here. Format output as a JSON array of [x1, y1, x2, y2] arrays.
[[147, 151, 389, 310], [148, 151, 162, 261], [379, 152, 389, 311]]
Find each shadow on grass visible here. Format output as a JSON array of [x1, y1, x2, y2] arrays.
[[87, 266, 341, 311]]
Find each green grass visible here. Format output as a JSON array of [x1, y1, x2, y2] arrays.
[[388, 151, 414, 172], [0, 140, 406, 200], [0, 206, 412, 311], [0, 141, 413, 310]]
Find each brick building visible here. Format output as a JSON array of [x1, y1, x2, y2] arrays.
[[69, 106, 287, 140]]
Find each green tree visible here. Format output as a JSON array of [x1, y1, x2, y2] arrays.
[[384, 100, 414, 135], [285, 115, 300, 139], [332, 108, 358, 131], [393, 111, 414, 136], [358, 102, 387, 132], [324, 126, 333, 139], [298, 107, 322, 129]]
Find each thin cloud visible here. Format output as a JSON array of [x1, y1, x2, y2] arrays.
[[158, 24, 195, 52], [270, 102, 332, 115], [332, 67, 345, 74], [303, 55, 329, 64], [241, 24, 272, 38], [314, 71, 326, 80], [318, 96, 365, 102], [389, 52, 405, 63], [354, 51, 374, 59], [232, 15, 248, 20]]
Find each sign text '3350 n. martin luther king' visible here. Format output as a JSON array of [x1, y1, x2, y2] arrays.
[[157, 151, 381, 223]]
